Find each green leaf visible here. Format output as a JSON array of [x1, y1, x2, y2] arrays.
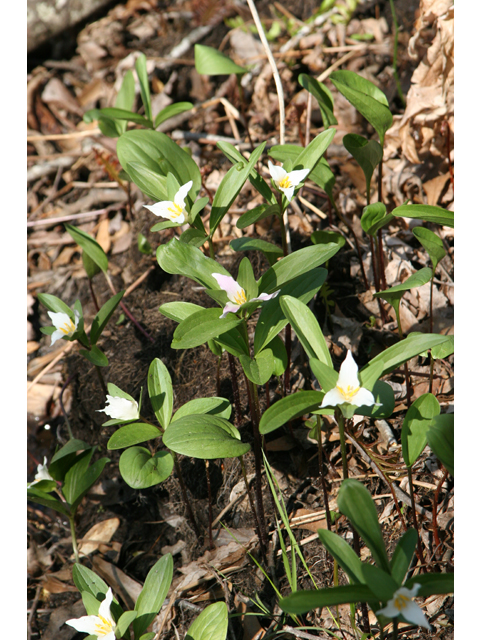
[[194, 44, 246, 75], [185, 602, 228, 640], [218, 142, 276, 206], [292, 129, 336, 176], [426, 413, 454, 476], [311, 229, 345, 249], [298, 74, 337, 127], [214, 327, 250, 358], [268, 335, 288, 376], [355, 380, 395, 420], [90, 291, 124, 345], [390, 529, 418, 585], [107, 423, 162, 450], [280, 584, 378, 614], [258, 243, 339, 293], [360, 564, 398, 602], [173, 397, 232, 422], [79, 345, 109, 367], [254, 268, 328, 353], [318, 529, 365, 584], [148, 358, 173, 429], [172, 308, 243, 350], [157, 238, 230, 289], [230, 237, 283, 266], [135, 53, 153, 123], [412, 227, 446, 271], [63, 454, 110, 513], [117, 130, 201, 203], [82, 590, 101, 616], [72, 563, 109, 600], [119, 447, 174, 489], [116, 611, 137, 637], [361, 202, 394, 236], [330, 70, 392, 145], [236, 256, 258, 299], [269, 146, 335, 200], [127, 161, 169, 202], [309, 358, 338, 392], [139, 634, 156, 640], [82, 250, 102, 279], [209, 143, 266, 236], [37, 293, 74, 317], [48, 439, 92, 481], [344, 134, 383, 194], [236, 204, 280, 229], [133, 554, 173, 638], [279, 296, 332, 366], [239, 349, 275, 385], [180, 228, 208, 248], [259, 390, 325, 435], [64, 224, 109, 273], [27, 488, 71, 517], [392, 204, 454, 228], [402, 393, 441, 467], [403, 572, 454, 597], [155, 101, 193, 128], [138, 233, 153, 255], [88, 107, 152, 128], [374, 268, 433, 303], [361, 333, 451, 377], [60, 448, 94, 501], [163, 415, 250, 459], [338, 479, 390, 573], [158, 301, 204, 323]]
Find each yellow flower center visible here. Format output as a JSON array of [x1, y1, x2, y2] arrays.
[[393, 593, 410, 611], [167, 202, 184, 219], [60, 318, 75, 335], [232, 288, 247, 306], [278, 176, 292, 189], [94, 615, 115, 636], [336, 384, 360, 402]]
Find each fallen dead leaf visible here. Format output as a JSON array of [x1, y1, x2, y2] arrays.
[[27, 381, 60, 417], [77, 517, 120, 557], [91, 556, 142, 608]]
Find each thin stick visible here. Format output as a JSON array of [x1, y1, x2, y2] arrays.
[[104, 272, 155, 343], [205, 460, 214, 549], [27, 584, 43, 640]]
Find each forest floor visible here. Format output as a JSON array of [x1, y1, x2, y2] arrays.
[[27, 1, 454, 638]]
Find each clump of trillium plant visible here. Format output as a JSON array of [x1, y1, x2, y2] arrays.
[[212, 273, 279, 318]]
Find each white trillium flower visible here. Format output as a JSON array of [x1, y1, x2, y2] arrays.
[[320, 350, 375, 408], [144, 180, 193, 224], [212, 273, 279, 318], [48, 310, 80, 346], [28, 457, 54, 487], [268, 161, 310, 202], [377, 584, 431, 630], [66, 587, 117, 640], [98, 395, 139, 421]]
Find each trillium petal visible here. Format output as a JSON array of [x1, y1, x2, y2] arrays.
[[66, 614, 102, 635], [288, 168, 310, 185], [98, 588, 115, 624], [282, 186, 295, 202], [144, 201, 185, 224], [337, 350, 360, 389], [402, 601, 431, 629], [175, 180, 193, 205], [48, 310, 77, 345], [320, 387, 347, 408], [220, 302, 241, 318], [50, 328, 65, 346], [212, 273, 246, 304], [351, 387, 376, 407], [98, 395, 139, 421], [252, 291, 279, 302], [268, 161, 287, 183]]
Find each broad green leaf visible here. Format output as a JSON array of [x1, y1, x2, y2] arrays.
[[309, 358, 338, 392], [413, 227, 446, 271], [81, 590, 101, 616], [185, 602, 228, 640], [390, 529, 418, 585], [330, 70, 392, 145], [133, 554, 173, 637], [279, 296, 332, 366], [361, 202, 394, 236], [402, 393, 440, 467], [217, 142, 276, 206], [119, 447, 174, 489], [403, 572, 454, 597], [163, 415, 250, 459], [86, 107, 151, 128], [258, 243, 339, 294], [115, 68, 135, 111], [298, 74, 337, 126], [361, 333, 451, 377], [72, 563, 109, 600], [79, 345, 109, 367], [138, 233, 153, 255], [360, 564, 398, 602], [135, 53, 153, 123], [344, 134, 383, 194], [236, 204, 280, 229], [117, 130, 201, 202], [214, 327, 250, 358], [60, 448, 94, 503], [259, 390, 325, 435], [116, 611, 138, 637], [374, 268, 432, 302], [82, 250, 101, 279], [194, 44, 246, 75], [311, 229, 345, 249], [171, 308, 243, 350], [230, 237, 283, 266], [64, 224, 109, 273], [148, 358, 173, 429], [139, 634, 156, 640], [355, 380, 395, 420], [63, 454, 110, 513], [127, 161, 169, 202], [157, 238, 230, 289], [291, 129, 336, 175], [392, 204, 454, 228], [158, 301, 204, 323], [426, 413, 454, 476], [107, 423, 161, 450], [268, 335, 288, 376], [338, 479, 390, 573], [180, 228, 208, 248], [280, 584, 378, 614], [155, 101, 193, 128], [173, 397, 231, 421], [209, 143, 265, 236], [254, 268, 328, 353], [358, 360, 384, 391], [27, 488, 70, 517], [49, 439, 92, 481], [237, 256, 258, 299], [239, 349, 274, 385], [318, 529, 364, 584], [90, 290, 124, 345], [37, 293, 74, 317]]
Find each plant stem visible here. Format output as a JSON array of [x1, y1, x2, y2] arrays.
[[429, 354, 434, 395], [388, 0, 406, 106], [69, 515, 80, 564], [432, 465, 449, 560], [316, 416, 332, 531], [336, 410, 349, 481], [429, 276, 434, 334], [88, 278, 100, 313], [59, 373, 76, 439], [104, 272, 154, 343], [205, 460, 214, 550], [228, 352, 242, 426], [208, 238, 216, 260], [172, 453, 202, 539], [332, 199, 369, 291], [95, 365, 108, 396], [392, 619, 398, 640], [216, 354, 222, 397], [407, 465, 426, 566], [240, 455, 263, 544]]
